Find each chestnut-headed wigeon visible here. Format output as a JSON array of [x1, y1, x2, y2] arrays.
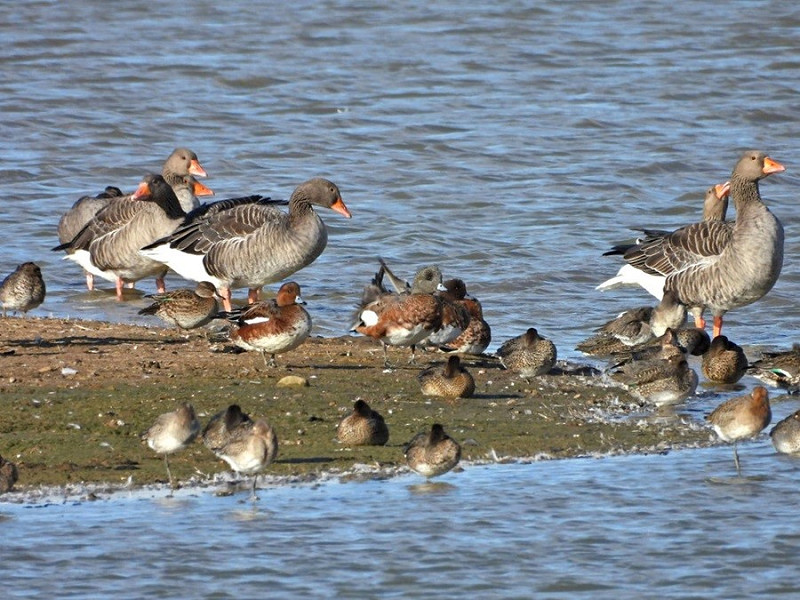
[[220, 281, 311, 367]]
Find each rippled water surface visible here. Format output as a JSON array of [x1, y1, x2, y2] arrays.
[[2, 0, 800, 597], [4, 444, 800, 599]]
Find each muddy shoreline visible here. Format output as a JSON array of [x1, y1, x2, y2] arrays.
[[0, 316, 716, 502]]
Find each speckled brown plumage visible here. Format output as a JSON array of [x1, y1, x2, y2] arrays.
[[613, 352, 698, 406], [0, 262, 45, 316], [202, 404, 253, 455], [337, 400, 389, 446], [701, 335, 748, 384], [496, 328, 557, 378], [138, 281, 219, 330], [404, 423, 461, 479], [418, 355, 476, 399]]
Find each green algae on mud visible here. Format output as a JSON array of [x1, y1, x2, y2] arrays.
[[0, 316, 714, 493]]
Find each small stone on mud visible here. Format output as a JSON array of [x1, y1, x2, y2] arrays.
[[277, 375, 309, 387]]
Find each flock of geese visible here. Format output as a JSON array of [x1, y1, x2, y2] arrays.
[[1, 148, 799, 495]]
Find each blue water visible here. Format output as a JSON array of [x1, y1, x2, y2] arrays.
[[3, 443, 800, 599], [2, 0, 800, 597]]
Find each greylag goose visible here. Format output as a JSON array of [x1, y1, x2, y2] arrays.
[[57, 148, 209, 290], [219, 281, 312, 367], [141, 402, 200, 492], [596, 182, 731, 299], [140, 178, 350, 311], [336, 400, 390, 446], [496, 328, 557, 378], [54, 174, 188, 300], [138, 281, 219, 331], [0, 262, 46, 317], [706, 386, 771, 474], [404, 423, 461, 479], [418, 355, 476, 399], [601, 151, 784, 337]]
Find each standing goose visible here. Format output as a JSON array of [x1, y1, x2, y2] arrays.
[[57, 148, 210, 291], [603, 152, 784, 337], [596, 181, 731, 300], [54, 174, 188, 300], [140, 178, 350, 311]]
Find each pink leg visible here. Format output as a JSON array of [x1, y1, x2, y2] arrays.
[[85, 272, 95, 292], [248, 288, 260, 304], [155, 277, 166, 293], [115, 278, 124, 301], [712, 316, 723, 339], [222, 287, 233, 312]]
